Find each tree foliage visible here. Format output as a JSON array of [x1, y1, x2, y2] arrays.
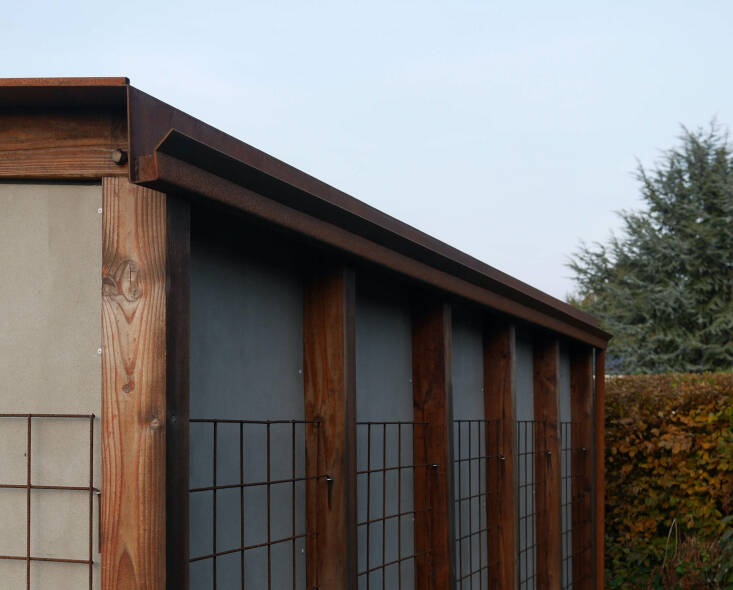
[[569, 124, 733, 373]]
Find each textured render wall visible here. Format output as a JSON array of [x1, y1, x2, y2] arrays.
[[0, 182, 102, 589]]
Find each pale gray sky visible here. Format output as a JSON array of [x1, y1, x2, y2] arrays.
[[4, 1, 730, 299]]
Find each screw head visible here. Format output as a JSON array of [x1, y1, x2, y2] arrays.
[[111, 149, 128, 165]]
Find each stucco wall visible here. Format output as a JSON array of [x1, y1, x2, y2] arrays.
[[0, 182, 102, 589]]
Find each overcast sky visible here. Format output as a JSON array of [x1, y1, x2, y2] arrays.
[[4, 1, 730, 299]]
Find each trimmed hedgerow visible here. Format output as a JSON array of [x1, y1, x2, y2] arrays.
[[605, 373, 733, 589]]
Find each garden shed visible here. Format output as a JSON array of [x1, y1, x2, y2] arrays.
[[0, 77, 610, 590]]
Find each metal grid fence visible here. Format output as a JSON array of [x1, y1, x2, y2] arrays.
[[189, 418, 324, 590], [559, 421, 592, 589], [517, 419, 549, 590], [0, 413, 97, 590], [452, 419, 501, 589], [356, 421, 431, 589]]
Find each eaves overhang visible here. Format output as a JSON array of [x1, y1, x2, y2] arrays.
[[0, 77, 612, 348]]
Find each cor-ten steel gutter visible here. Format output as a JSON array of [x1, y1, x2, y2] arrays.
[[0, 78, 611, 348]]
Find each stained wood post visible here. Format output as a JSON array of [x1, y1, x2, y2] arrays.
[[570, 345, 594, 590], [304, 267, 357, 590], [412, 298, 454, 590], [165, 195, 190, 590], [594, 349, 606, 590], [533, 336, 562, 590], [101, 177, 167, 589], [484, 321, 517, 590]]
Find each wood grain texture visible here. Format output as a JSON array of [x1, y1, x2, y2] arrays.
[[304, 267, 357, 590], [102, 177, 166, 590], [570, 345, 594, 590], [533, 336, 562, 590], [0, 110, 128, 178], [594, 349, 605, 590], [412, 299, 454, 590], [483, 321, 517, 590], [165, 196, 190, 590]]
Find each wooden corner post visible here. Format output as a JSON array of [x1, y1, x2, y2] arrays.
[[484, 321, 517, 590], [304, 267, 357, 590], [101, 177, 167, 589], [533, 336, 562, 590], [594, 349, 606, 590], [412, 298, 454, 590], [570, 344, 594, 590], [165, 195, 191, 590]]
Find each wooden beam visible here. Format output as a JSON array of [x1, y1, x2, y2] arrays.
[[165, 196, 190, 590], [594, 350, 606, 590], [533, 336, 562, 590], [0, 110, 128, 179], [412, 299, 454, 590], [304, 267, 357, 590], [484, 321, 517, 590], [101, 177, 166, 590], [570, 345, 594, 590]]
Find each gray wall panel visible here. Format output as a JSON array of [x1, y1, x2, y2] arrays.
[[451, 309, 488, 588], [190, 233, 306, 590], [559, 343, 573, 588], [516, 329, 536, 589], [355, 280, 414, 590]]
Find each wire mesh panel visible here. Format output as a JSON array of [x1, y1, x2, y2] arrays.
[[189, 418, 324, 590], [560, 421, 573, 589], [559, 421, 592, 589], [0, 414, 98, 590], [452, 419, 501, 589], [517, 420, 550, 590], [356, 421, 430, 590]]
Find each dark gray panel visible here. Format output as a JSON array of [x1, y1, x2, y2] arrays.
[[451, 309, 484, 421], [189, 234, 306, 590], [559, 343, 573, 588], [451, 309, 488, 588], [516, 329, 536, 589], [355, 280, 414, 590]]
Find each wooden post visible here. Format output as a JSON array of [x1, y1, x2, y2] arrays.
[[165, 195, 190, 590], [483, 321, 517, 590], [412, 299, 454, 590], [570, 345, 594, 590], [533, 336, 562, 590], [594, 349, 606, 590], [101, 177, 167, 589], [304, 267, 357, 590]]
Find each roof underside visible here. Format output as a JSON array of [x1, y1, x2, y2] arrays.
[[0, 77, 610, 347]]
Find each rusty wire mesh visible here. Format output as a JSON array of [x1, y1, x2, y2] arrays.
[[189, 418, 325, 590], [560, 420, 592, 589], [356, 420, 431, 590], [0, 413, 98, 590], [452, 419, 502, 589]]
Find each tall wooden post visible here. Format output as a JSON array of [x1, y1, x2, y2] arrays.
[[594, 349, 606, 590], [164, 195, 191, 590], [570, 345, 594, 590], [412, 298, 454, 590], [533, 336, 562, 590], [484, 321, 517, 590], [101, 177, 167, 589], [304, 267, 357, 590]]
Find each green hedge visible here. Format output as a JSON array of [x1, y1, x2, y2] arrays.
[[605, 373, 733, 588]]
